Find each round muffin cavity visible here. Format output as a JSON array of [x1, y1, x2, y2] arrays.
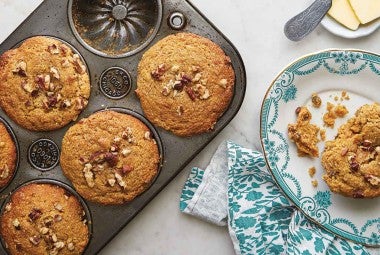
[[0, 121, 17, 189], [0, 182, 89, 255], [136, 32, 235, 136], [322, 103, 380, 198], [0, 36, 90, 131], [60, 110, 160, 205]]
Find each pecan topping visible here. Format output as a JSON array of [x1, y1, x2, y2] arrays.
[[173, 80, 185, 91], [40, 227, 49, 235], [161, 86, 171, 96], [295, 107, 301, 115], [121, 164, 133, 175], [144, 131, 151, 140], [191, 65, 200, 72], [29, 208, 43, 221], [12, 61, 27, 77], [104, 152, 118, 167], [67, 242, 75, 251], [151, 64, 166, 80], [360, 140, 373, 151], [171, 65, 180, 73], [60, 99, 72, 109], [12, 219, 21, 230], [114, 173, 126, 189], [193, 73, 202, 82], [54, 241, 65, 249], [4, 203, 11, 212], [83, 163, 95, 188], [177, 105, 184, 116], [121, 148, 131, 156], [21, 80, 34, 93], [185, 87, 197, 101], [108, 178, 116, 187], [200, 89, 210, 100], [61, 59, 70, 68], [50, 67, 60, 80], [365, 174, 380, 186], [110, 144, 119, 152], [348, 155, 360, 172], [29, 236, 41, 246], [54, 203, 63, 212], [47, 44, 59, 54], [72, 54, 86, 74], [219, 79, 228, 88], [0, 165, 9, 179], [122, 127, 134, 143], [114, 136, 122, 143], [75, 97, 87, 111]]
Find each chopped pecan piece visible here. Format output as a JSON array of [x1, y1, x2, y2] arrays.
[[60, 99, 72, 109], [54, 203, 63, 212], [171, 65, 180, 73], [21, 80, 34, 93], [177, 105, 184, 116], [0, 165, 9, 179], [151, 64, 166, 80], [121, 148, 131, 157], [29, 236, 41, 246], [67, 242, 75, 251], [144, 131, 151, 140], [4, 203, 11, 212], [193, 73, 202, 82], [12, 219, 21, 230], [72, 54, 86, 74], [47, 44, 59, 54], [108, 178, 116, 187], [61, 59, 70, 68], [114, 173, 126, 189], [121, 164, 133, 175], [12, 61, 27, 77], [40, 227, 49, 235], [50, 67, 60, 80], [29, 208, 43, 221], [185, 87, 197, 101], [365, 175, 380, 186], [75, 97, 87, 111], [219, 79, 228, 88], [200, 89, 210, 100], [83, 163, 95, 188], [104, 152, 118, 167]]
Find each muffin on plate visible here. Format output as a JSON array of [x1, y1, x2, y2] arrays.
[[60, 110, 160, 205], [0, 121, 17, 189], [136, 32, 235, 136], [0, 36, 90, 131], [0, 182, 90, 255], [322, 103, 380, 198]]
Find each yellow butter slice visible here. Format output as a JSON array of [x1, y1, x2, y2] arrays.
[[328, 0, 360, 30], [349, 0, 380, 24]]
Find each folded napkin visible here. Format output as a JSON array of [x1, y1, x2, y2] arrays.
[[180, 141, 378, 255]]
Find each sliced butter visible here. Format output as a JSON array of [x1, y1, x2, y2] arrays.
[[328, 0, 360, 30], [349, 0, 380, 24]]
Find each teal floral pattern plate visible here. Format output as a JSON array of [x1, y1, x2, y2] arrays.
[[260, 49, 380, 247]]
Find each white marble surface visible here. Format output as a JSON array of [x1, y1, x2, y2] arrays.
[[1, 0, 380, 254]]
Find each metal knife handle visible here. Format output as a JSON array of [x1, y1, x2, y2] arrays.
[[284, 0, 332, 41]]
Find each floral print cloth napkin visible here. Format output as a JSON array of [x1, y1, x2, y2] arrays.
[[180, 141, 378, 255]]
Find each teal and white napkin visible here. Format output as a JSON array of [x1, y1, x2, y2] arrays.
[[180, 141, 378, 255]]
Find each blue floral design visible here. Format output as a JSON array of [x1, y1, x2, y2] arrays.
[[283, 84, 297, 102], [314, 191, 332, 209]]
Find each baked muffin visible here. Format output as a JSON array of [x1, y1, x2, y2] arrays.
[[322, 103, 380, 198], [60, 111, 160, 205], [0, 183, 89, 255], [288, 107, 320, 157], [0, 36, 90, 131], [136, 33, 235, 136], [0, 121, 17, 188]]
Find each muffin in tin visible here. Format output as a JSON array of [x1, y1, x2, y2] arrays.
[[0, 121, 17, 189], [322, 103, 380, 198], [0, 182, 90, 255], [0, 36, 90, 131], [136, 32, 235, 136], [60, 110, 160, 205]]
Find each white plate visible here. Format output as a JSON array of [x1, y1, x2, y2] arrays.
[[321, 15, 380, 39], [260, 49, 380, 246]]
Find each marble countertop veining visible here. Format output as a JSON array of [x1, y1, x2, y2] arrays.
[[1, 0, 380, 254]]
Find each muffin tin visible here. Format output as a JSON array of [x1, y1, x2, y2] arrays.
[[0, 0, 246, 254]]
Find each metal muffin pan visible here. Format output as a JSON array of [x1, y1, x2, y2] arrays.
[[0, 0, 246, 254]]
